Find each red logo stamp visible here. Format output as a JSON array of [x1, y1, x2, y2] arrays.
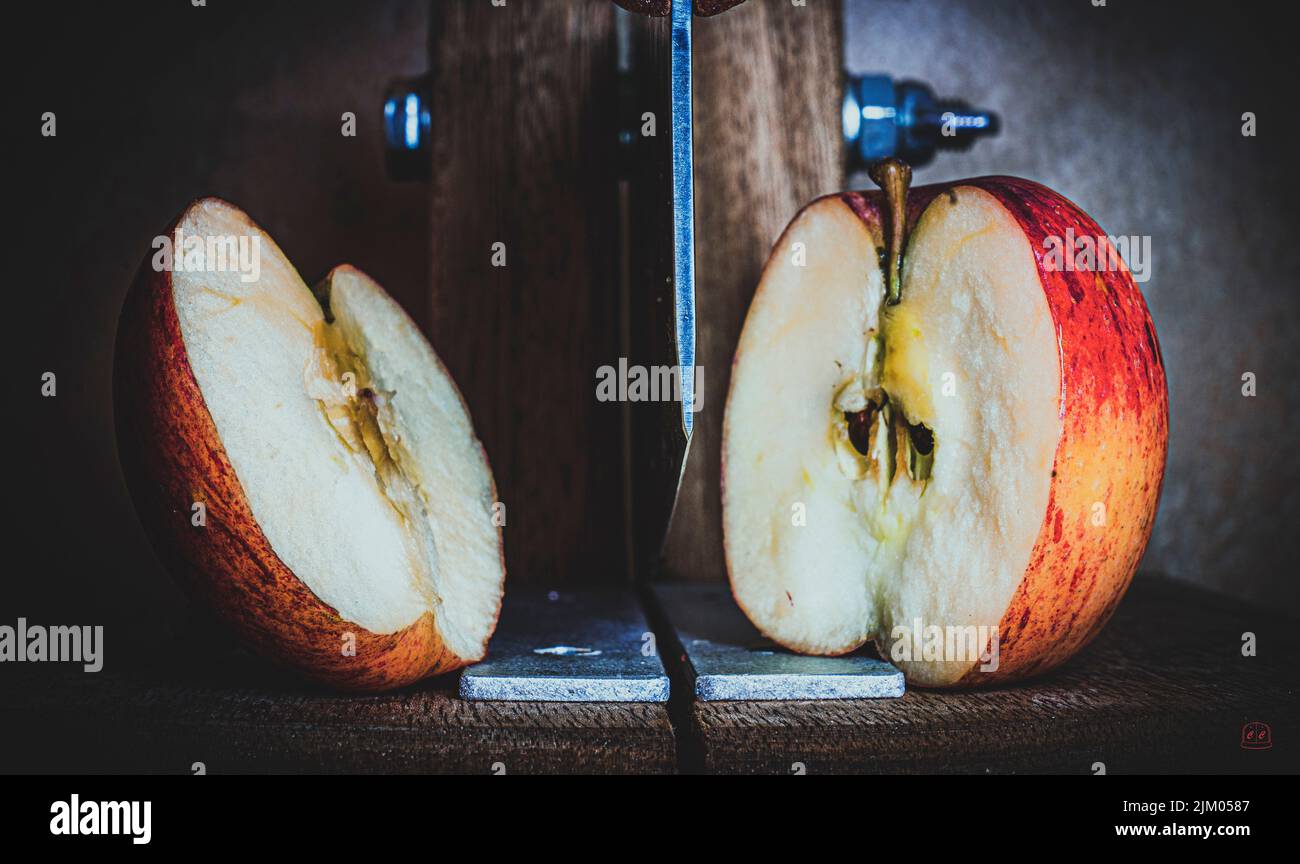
[[1241, 721, 1272, 750]]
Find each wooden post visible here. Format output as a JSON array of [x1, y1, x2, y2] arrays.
[[426, 1, 625, 585], [425, 0, 843, 586]]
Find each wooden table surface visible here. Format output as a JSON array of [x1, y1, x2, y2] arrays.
[[8, 628, 675, 775], [687, 577, 1299, 774], [4, 576, 1294, 774]]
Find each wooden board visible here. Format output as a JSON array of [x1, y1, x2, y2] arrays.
[[684, 577, 1300, 774], [662, 0, 845, 581], [5, 622, 674, 775], [426, 0, 626, 585]]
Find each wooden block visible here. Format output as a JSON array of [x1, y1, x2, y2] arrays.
[[426, 0, 625, 585], [684, 577, 1300, 773]]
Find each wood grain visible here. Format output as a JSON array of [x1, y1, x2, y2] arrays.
[[7, 621, 674, 775], [686, 577, 1300, 773], [662, 0, 844, 582], [426, 0, 625, 586]]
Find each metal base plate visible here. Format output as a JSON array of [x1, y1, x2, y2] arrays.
[[459, 591, 670, 702], [652, 583, 904, 701]]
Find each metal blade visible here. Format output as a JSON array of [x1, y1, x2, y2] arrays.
[[459, 590, 670, 702], [621, 0, 695, 574], [670, 0, 696, 439]]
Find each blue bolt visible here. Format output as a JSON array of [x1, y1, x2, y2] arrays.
[[383, 76, 433, 181], [843, 75, 999, 170]]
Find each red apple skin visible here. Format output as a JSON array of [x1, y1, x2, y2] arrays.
[[838, 178, 1168, 685], [114, 206, 499, 692]]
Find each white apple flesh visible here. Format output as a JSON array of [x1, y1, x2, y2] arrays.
[[115, 198, 505, 691]]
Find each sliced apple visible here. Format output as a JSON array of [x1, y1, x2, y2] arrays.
[[115, 198, 504, 691], [722, 173, 1167, 686]]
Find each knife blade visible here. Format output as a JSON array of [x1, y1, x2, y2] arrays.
[[670, 0, 696, 441], [619, 0, 695, 575], [670, 0, 696, 440]]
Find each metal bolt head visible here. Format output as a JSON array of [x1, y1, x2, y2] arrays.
[[844, 74, 999, 171], [383, 75, 432, 181]]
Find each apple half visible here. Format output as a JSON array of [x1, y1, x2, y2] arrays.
[[115, 198, 505, 691], [722, 175, 1167, 686]]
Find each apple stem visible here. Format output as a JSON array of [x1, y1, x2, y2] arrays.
[[868, 158, 912, 305]]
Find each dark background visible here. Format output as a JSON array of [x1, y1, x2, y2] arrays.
[[12, 1, 432, 650], [6, 0, 1298, 671]]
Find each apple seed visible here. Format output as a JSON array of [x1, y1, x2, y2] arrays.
[[906, 420, 935, 483], [847, 404, 877, 456]]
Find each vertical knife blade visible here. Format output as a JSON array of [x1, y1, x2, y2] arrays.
[[670, 0, 696, 440], [620, 0, 696, 574]]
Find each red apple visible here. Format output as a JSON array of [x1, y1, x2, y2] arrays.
[[115, 198, 505, 691], [722, 171, 1167, 686]]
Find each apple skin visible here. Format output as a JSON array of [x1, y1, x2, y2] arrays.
[[773, 178, 1168, 686], [114, 207, 497, 692]]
